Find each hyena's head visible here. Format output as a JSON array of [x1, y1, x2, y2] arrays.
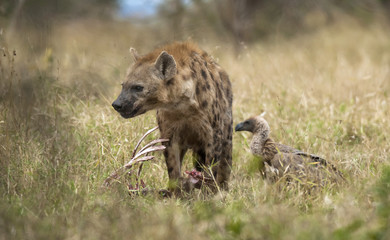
[[112, 48, 177, 119]]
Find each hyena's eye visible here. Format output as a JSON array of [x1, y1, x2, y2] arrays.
[[131, 85, 144, 92]]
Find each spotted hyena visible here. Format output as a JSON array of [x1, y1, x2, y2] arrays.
[[112, 42, 233, 194]]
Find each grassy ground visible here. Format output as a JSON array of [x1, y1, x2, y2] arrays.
[[1, 18, 390, 239]]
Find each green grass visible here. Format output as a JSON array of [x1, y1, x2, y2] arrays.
[[1, 19, 390, 239]]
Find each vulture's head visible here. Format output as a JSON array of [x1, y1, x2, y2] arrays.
[[235, 114, 271, 139]]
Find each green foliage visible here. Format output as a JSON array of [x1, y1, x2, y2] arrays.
[[246, 155, 265, 177], [376, 167, 390, 220], [332, 219, 364, 240], [370, 166, 390, 239]]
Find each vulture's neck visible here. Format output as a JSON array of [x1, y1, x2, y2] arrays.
[[250, 131, 267, 156], [250, 130, 278, 163]]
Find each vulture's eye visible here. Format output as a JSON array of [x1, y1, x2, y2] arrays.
[[131, 85, 144, 92]]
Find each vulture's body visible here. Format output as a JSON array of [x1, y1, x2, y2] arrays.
[[235, 115, 342, 185]]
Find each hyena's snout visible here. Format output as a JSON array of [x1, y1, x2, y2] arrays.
[[112, 98, 123, 111], [111, 96, 142, 119]]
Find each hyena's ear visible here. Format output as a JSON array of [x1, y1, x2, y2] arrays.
[[154, 51, 177, 81], [129, 47, 140, 62]]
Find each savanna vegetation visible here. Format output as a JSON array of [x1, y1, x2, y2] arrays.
[[1, 0, 390, 239]]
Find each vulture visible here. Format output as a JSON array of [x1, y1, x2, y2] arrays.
[[235, 115, 343, 185]]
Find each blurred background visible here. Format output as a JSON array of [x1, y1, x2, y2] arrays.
[[2, 0, 390, 51], [1, 0, 389, 100]]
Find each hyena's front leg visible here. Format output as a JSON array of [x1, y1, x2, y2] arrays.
[[194, 143, 220, 193], [164, 142, 193, 195], [164, 141, 181, 189]]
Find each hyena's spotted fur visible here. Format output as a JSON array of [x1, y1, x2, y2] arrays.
[[112, 42, 233, 194]]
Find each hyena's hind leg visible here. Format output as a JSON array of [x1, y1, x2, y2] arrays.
[[216, 139, 232, 191], [216, 121, 233, 191]]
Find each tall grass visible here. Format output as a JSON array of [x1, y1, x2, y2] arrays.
[[1, 18, 390, 239]]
